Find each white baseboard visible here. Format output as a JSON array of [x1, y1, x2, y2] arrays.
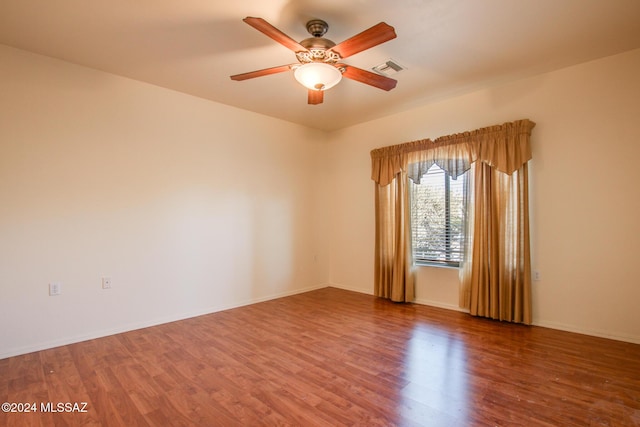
[[414, 298, 640, 344], [329, 286, 469, 313], [413, 298, 469, 313], [532, 320, 640, 345], [328, 284, 374, 295], [0, 283, 329, 360]]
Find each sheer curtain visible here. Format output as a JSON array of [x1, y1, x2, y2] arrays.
[[371, 119, 535, 323]]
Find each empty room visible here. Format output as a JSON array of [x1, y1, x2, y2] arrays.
[[1, 1, 639, 426]]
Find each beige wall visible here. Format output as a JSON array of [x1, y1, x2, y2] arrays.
[[327, 49, 640, 343], [0, 45, 330, 358]]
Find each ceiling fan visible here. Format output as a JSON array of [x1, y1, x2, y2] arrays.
[[230, 17, 398, 105]]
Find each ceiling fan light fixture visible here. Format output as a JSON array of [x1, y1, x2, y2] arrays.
[[294, 63, 342, 91]]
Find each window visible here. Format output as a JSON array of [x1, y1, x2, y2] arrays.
[[410, 165, 467, 267]]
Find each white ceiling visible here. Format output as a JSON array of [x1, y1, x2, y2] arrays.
[[1, 0, 639, 131]]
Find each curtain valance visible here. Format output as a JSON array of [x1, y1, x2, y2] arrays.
[[370, 119, 536, 186]]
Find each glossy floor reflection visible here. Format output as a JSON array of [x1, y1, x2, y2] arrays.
[[400, 325, 470, 424]]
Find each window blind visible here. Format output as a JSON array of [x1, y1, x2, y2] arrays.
[[410, 165, 466, 265]]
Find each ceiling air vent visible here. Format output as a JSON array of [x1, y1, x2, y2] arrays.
[[372, 59, 406, 76]]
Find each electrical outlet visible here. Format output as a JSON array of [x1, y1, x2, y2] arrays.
[[533, 270, 541, 281], [102, 277, 112, 289], [49, 282, 61, 296]]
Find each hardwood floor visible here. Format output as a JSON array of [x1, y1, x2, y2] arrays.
[[1, 287, 639, 426]]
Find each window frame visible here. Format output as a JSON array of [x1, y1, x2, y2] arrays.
[[409, 165, 467, 269]]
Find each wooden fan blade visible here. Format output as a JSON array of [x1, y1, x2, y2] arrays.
[[230, 65, 293, 81], [308, 89, 324, 105], [341, 65, 397, 91], [243, 17, 307, 53], [330, 22, 396, 59]]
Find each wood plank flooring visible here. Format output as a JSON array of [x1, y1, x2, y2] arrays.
[[1, 287, 639, 426]]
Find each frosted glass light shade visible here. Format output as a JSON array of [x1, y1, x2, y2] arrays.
[[294, 63, 342, 91]]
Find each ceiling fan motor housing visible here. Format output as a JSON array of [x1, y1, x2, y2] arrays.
[[298, 38, 340, 62], [296, 20, 341, 65]]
